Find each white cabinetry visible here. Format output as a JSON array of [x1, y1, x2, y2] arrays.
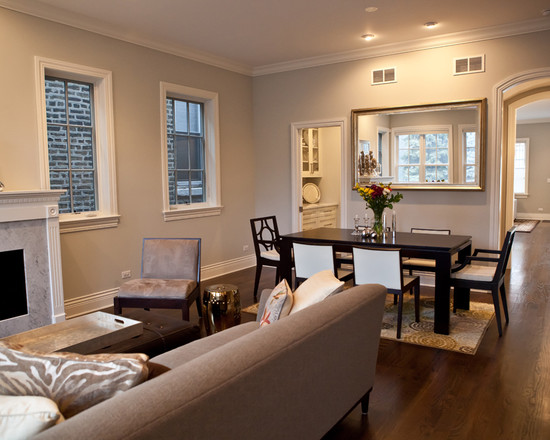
[[302, 203, 338, 230], [301, 129, 321, 177]]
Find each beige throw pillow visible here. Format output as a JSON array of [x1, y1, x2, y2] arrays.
[[0, 342, 149, 418], [259, 279, 293, 327], [0, 395, 64, 439], [290, 270, 344, 314]]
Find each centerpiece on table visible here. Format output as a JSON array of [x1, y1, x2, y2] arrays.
[[355, 182, 403, 237]]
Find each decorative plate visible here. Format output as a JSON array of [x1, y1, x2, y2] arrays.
[[302, 183, 321, 204]]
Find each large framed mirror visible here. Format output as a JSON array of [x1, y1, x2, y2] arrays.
[[351, 98, 487, 190]]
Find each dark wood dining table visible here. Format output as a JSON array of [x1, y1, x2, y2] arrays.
[[280, 228, 472, 335]]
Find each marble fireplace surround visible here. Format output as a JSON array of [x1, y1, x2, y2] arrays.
[[0, 190, 65, 337]]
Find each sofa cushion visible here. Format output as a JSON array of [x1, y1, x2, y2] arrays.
[[0, 342, 149, 418], [0, 395, 64, 439], [259, 279, 293, 326], [290, 270, 344, 314]]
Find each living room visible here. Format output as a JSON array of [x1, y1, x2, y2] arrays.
[[1, 1, 550, 438]]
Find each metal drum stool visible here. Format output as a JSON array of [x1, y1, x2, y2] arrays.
[[202, 284, 241, 334]]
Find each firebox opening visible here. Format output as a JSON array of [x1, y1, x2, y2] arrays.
[[0, 249, 28, 321]]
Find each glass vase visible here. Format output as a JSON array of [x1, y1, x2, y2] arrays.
[[371, 208, 384, 237]]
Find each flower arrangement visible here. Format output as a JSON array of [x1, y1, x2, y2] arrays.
[[355, 183, 403, 235]]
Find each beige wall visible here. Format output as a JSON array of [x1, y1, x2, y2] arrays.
[[253, 30, 550, 248], [516, 122, 550, 218], [0, 9, 255, 306]]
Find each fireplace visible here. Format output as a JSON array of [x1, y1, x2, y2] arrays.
[[0, 190, 65, 337]]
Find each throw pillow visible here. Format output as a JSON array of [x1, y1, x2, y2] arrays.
[[0, 395, 64, 439], [0, 342, 149, 418], [290, 270, 344, 315], [259, 279, 293, 327]]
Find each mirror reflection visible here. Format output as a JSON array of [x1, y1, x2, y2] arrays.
[[352, 99, 486, 190]]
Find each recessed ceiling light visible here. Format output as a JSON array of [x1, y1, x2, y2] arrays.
[[361, 34, 375, 41], [365, 6, 378, 13], [424, 21, 438, 28]]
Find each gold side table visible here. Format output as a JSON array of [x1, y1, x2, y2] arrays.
[[202, 284, 241, 335]]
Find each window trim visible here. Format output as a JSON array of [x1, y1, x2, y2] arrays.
[[514, 138, 529, 198], [160, 82, 222, 221], [392, 125, 453, 184], [35, 57, 119, 233]]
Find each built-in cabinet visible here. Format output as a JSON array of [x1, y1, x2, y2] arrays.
[[302, 203, 338, 230], [301, 128, 321, 177]]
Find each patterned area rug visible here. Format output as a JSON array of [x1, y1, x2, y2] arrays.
[[242, 303, 259, 315], [381, 295, 494, 355], [514, 219, 540, 232]]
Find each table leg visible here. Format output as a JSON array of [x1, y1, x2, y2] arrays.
[[434, 253, 451, 335], [453, 244, 471, 310], [280, 238, 293, 285]]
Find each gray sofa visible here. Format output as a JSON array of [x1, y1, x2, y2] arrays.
[[34, 283, 386, 440]]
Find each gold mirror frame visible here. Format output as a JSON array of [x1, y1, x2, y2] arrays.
[[351, 98, 487, 190]]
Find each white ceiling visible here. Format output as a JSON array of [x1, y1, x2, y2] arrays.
[[2, 0, 550, 75], [517, 99, 550, 124]]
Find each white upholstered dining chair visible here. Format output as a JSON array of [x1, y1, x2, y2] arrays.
[[353, 247, 420, 339], [402, 228, 451, 274]]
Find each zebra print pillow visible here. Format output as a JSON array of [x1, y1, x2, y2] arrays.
[[0, 342, 149, 418]]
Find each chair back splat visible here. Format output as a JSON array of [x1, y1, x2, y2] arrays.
[[250, 216, 282, 299]]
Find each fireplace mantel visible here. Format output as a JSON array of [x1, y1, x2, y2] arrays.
[[0, 190, 65, 337]]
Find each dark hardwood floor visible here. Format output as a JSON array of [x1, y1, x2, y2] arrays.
[[122, 221, 550, 439]]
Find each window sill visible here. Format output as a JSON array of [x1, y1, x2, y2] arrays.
[[163, 205, 222, 222], [59, 214, 120, 233], [514, 193, 528, 199]]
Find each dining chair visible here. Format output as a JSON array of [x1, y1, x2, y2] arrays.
[[402, 228, 451, 275], [114, 238, 202, 321], [293, 242, 353, 288], [353, 247, 420, 339], [250, 216, 283, 300], [450, 226, 517, 337]]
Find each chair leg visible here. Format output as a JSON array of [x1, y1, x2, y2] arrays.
[[393, 294, 398, 305], [360, 389, 372, 415], [113, 297, 122, 315], [275, 267, 281, 284], [182, 303, 190, 321], [253, 264, 262, 300], [500, 284, 509, 324], [396, 293, 403, 339], [195, 296, 202, 317], [491, 288, 503, 337], [414, 284, 420, 322]]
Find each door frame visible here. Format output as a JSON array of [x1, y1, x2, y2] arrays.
[[290, 118, 348, 232]]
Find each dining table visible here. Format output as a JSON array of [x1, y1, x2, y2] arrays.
[[279, 227, 472, 335]]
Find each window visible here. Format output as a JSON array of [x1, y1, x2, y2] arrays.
[[36, 57, 119, 233], [459, 125, 478, 184], [161, 82, 221, 221], [514, 138, 529, 197], [393, 126, 452, 184]]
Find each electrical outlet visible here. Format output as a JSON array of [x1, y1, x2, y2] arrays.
[[121, 270, 132, 279], [538, 208, 544, 212], [243, 245, 249, 252]]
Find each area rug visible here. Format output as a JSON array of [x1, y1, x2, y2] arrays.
[[514, 219, 540, 232], [381, 296, 494, 355], [242, 303, 259, 315]]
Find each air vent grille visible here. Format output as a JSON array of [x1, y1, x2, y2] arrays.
[[372, 67, 396, 85], [454, 55, 485, 75]]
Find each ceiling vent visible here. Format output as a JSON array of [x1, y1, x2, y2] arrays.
[[371, 67, 396, 85], [454, 55, 485, 75]]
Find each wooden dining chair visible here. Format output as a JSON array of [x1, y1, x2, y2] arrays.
[[250, 216, 282, 300], [353, 247, 420, 339], [450, 226, 517, 337], [402, 228, 451, 275], [293, 242, 353, 288]]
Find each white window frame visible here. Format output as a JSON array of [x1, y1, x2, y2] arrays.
[[514, 138, 529, 198], [392, 125, 453, 184], [160, 82, 221, 221], [35, 57, 119, 233], [458, 124, 479, 185]]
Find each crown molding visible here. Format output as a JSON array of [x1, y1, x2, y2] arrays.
[[252, 17, 550, 76], [2, 1, 549, 78], [0, 1, 254, 76]]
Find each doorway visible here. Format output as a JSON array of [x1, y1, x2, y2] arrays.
[[290, 119, 347, 232]]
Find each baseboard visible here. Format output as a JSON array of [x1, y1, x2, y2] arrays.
[[63, 255, 257, 319], [516, 213, 550, 221]]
